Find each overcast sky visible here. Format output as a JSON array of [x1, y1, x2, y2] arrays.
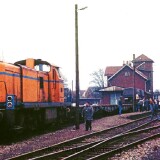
[[0, 0, 159, 91]]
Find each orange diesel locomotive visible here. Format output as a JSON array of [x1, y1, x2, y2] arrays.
[[0, 58, 70, 130]]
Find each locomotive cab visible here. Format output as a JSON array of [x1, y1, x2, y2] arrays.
[[15, 58, 65, 103], [0, 58, 68, 131]]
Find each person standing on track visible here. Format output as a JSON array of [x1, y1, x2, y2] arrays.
[[82, 101, 94, 131]]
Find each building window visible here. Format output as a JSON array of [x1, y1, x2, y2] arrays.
[[148, 73, 151, 78], [125, 72, 130, 76], [139, 65, 145, 70]]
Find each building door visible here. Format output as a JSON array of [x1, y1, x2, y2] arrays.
[[110, 93, 121, 105]]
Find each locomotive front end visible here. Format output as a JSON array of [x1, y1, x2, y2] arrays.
[[0, 62, 6, 124], [0, 61, 20, 130]]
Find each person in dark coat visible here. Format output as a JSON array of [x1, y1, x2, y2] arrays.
[[150, 98, 160, 120], [118, 96, 123, 115], [82, 102, 94, 131], [138, 98, 144, 112], [144, 98, 149, 111]]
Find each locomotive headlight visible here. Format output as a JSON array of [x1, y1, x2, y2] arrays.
[[7, 96, 12, 101], [6, 95, 15, 110], [7, 102, 12, 108]]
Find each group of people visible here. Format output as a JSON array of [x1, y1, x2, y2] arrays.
[[149, 97, 160, 120], [135, 97, 160, 119], [80, 96, 159, 131], [135, 97, 151, 112], [122, 96, 160, 120]]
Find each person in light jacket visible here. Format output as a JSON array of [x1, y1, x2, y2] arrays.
[[82, 102, 94, 131]]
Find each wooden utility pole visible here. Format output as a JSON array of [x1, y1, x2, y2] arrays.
[[75, 4, 80, 129], [133, 54, 135, 112]]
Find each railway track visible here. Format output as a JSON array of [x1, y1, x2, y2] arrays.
[[70, 121, 160, 160], [8, 116, 156, 160]]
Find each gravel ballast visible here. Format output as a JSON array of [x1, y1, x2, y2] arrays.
[[0, 112, 159, 160]]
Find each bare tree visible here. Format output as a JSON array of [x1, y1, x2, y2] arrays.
[[154, 89, 160, 93], [90, 68, 106, 88]]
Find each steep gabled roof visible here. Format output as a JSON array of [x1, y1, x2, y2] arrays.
[[105, 66, 122, 76], [135, 68, 148, 79], [133, 54, 154, 63], [108, 64, 148, 81], [72, 90, 85, 98]]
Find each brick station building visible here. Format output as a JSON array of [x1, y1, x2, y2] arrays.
[[100, 54, 154, 104]]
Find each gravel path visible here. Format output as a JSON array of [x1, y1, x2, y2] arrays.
[[0, 112, 159, 160]]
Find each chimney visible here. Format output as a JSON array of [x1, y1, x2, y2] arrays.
[[133, 54, 135, 60], [123, 60, 125, 66], [133, 54, 136, 67], [126, 61, 128, 65]]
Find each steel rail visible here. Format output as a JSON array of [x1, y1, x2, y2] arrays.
[[7, 115, 152, 160], [63, 122, 160, 160], [28, 119, 159, 160]]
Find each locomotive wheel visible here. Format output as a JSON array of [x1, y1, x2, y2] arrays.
[[14, 110, 25, 130], [18, 113, 25, 128], [24, 109, 43, 131], [26, 110, 38, 131], [0, 111, 3, 122]]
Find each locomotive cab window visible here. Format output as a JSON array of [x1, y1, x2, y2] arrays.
[[40, 77, 44, 89], [57, 67, 62, 78], [35, 64, 50, 72]]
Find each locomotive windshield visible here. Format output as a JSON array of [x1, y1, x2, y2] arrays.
[[57, 67, 63, 78], [35, 64, 51, 72]]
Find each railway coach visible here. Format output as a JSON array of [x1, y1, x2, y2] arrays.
[[0, 58, 71, 130]]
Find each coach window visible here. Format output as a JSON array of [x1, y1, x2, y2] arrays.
[[40, 77, 44, 89]]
